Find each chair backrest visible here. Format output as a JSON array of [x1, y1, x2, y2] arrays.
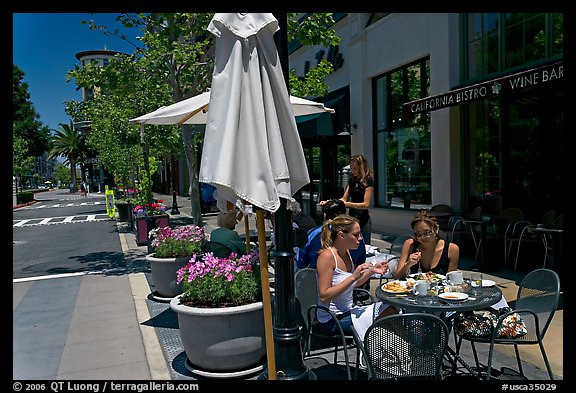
[[430, 204, 453, 214], [294, 268, 319, 328], [499, 207, 524, 223], [363, 313, 449, 380], [429, 204, 454, 231], [540, 210, 556, 226], [202, 241, 233, 259], [491, 207, 524, 236], [516, 268, 560, 339], [468, 206, 482, 219], [389, 234, 413, 256], [552, 215, 563, 227]]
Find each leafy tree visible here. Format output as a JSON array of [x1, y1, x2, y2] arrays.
[[13, 65, 51, 157], [54, 162, 71, 187], [13, 136, 34, 192], [66, 13, 340, 224], [49, 121, 86, 192]]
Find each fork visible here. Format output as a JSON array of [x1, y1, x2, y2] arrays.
[[416, 248, 422, 273]]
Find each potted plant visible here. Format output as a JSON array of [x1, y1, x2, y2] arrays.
[[146, 225, 205, 299], [170, 251, 266, 376], [133, 199, 169, 246]]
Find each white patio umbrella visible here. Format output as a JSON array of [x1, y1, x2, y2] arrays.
[[200, 13, 312, 380], [129, 91, 334, 126]]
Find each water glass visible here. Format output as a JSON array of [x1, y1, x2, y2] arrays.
[[426, 281, 438, 304], [470, 272, 483, 295]]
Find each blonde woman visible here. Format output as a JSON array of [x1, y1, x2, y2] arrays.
[[316, 214, 396, 341]]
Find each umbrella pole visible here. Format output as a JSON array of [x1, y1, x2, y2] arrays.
[[256, 209, 276, 380]]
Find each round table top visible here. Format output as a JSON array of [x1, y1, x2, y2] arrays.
[[375, 283, 502, 313], [527, 225, 564, 234]]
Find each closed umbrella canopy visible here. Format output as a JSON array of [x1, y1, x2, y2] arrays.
[[129, 91, 333, 126], [199, 13, 311, 213]]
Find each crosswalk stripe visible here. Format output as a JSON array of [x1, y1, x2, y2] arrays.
[[13, 214, 110, 227]]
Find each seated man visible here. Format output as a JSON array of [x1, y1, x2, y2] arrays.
[[297, 199, 366, 270], [209, 209, 247, 256]]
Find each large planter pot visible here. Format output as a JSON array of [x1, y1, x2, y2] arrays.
[[145, 254, 190, 299], [170, 296, 266, 377], [135, 215, 169, 246]]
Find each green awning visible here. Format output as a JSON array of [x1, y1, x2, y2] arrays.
[[296, 112, 334, 138], [295, 94, 346, 139]]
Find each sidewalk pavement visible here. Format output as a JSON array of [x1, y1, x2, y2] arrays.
[[13, 191, 563, 381]]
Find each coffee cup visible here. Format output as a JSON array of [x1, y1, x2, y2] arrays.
[[414, 280, 429, 296], [447, 270, 464, 285]]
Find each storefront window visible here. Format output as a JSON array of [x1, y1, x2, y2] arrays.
[[466, 13, 561, 81], [373, 58, 431, 209], [464, 13, 564, 218]]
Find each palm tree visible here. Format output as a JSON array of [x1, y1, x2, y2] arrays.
[[49, 121, 86, 193]]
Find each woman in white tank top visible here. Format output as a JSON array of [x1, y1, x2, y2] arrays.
[[316, 214, 397, 340]]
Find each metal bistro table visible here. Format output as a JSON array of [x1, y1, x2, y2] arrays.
[[524, 225, 564, 271], [376, 282, 503, 378]]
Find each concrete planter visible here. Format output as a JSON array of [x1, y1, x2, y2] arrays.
[[170, 296, 266, 377], [145, 254, 190, 299]]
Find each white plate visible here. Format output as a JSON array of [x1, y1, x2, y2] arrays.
[[471, 279, 496, 287], [407, 272, 446, 282], [382, 280, 412, 294], [438, 292, 469, 301]]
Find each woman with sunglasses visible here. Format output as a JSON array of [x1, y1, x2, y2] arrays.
[[394, 210, 460, 279]]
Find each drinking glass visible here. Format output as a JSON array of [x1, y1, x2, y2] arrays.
[[470, 272, 483, 296], [426, 281, 438, 304]]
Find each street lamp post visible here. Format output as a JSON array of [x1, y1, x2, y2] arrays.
[[263, 12, 312, 381], [170, 156, 180, 214]]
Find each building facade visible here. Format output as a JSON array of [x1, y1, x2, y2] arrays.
[[75, 49, 122, 193], [289, 13, 565, 236]]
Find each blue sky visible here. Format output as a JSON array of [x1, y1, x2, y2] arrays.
[[13, 13, 141, 132]]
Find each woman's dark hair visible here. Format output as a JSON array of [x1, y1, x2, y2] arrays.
[[410, 210, 439, 233], [322, 199, 346, 220]]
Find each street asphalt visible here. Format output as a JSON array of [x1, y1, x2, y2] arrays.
[[13, 190, 563, 383]]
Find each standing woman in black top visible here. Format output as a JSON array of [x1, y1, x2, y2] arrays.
[[322, 155, 374, 245]]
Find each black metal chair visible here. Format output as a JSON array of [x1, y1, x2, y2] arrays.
[[513, 210, 556, 270], [358, 312, 449, 380], [429, 204, 454, 233], [294, 268, 373, 380], [388, 234, 413, 256], [447, 206, 482, 260], [454, 268, 560, 380]]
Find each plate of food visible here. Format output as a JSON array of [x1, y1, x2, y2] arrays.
[[471, 279, 496, 287], [438, 292, 469, 301], [408, 271, 446, 283], [382, 280, 413, 294]]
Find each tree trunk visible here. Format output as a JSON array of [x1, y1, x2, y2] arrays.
[[70, 158, 77, 193], [182, 124, 203, 226]]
